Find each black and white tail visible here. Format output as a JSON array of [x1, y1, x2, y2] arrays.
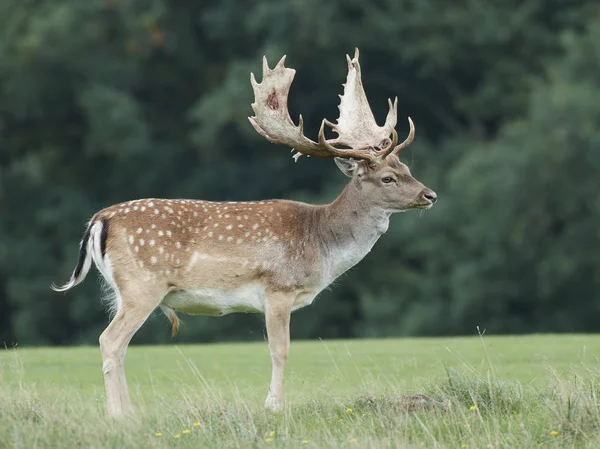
[[51, 218, 110, 292]]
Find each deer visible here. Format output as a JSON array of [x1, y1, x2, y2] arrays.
[[52, 48, 437, 418]]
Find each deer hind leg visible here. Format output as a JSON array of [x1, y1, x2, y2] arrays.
[[98, 281, 165, 417], [264, 291, 295, 412]]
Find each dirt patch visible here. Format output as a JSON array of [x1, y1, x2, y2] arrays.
[[355, 394, 452, 412]]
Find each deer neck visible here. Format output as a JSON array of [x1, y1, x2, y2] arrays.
[[315, 179, 390, 284]]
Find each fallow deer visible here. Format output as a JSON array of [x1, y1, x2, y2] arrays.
[[52, 48, 437, 417]]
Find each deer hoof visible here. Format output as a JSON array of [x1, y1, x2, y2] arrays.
[[264, 395, 284, 412]]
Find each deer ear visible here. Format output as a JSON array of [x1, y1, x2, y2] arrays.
[[334, 157, 361, 178]]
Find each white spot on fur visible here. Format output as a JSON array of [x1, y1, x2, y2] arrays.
[[150, 256, 157, 265], [137, 228, 143, 234], [128, 235, 134, 244]]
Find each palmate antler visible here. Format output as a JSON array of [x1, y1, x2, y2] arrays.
[[248, 48, 414, 163]]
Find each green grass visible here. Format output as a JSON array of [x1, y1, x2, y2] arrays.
[[2, 334, 600, 448]]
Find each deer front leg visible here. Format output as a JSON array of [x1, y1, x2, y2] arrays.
[[264, 291, 294, 412]]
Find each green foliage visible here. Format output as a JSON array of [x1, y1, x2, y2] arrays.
[[1, 0, 599, 345]]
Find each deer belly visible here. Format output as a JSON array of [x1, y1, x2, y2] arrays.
[[162, 283, 266, 316]]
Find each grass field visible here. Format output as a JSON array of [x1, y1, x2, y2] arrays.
[[2, 334, 600, 448]]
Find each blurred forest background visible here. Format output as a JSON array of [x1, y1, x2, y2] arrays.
[[1, 0, 600, 346]]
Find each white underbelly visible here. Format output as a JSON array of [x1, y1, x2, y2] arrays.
[[162, 283, 267, 316]]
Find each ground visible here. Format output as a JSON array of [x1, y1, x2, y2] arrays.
[[1, 334, 600, 448]]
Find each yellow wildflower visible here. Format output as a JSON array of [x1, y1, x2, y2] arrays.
[[461, 445, 467, 449], [174, 434, 181, 439], [269, 431, 276, 437], [265, 437, 274, 443], [349, 438, 358, 443], [301, 440, 308, 444], [469, 405, 477, 411], [346, 408, 353, 413], [550, 430, 559, 436], [193, 422, 201, 427], [154, 432, 163, 437], [337, 418, 343, 423], [182, 429, 191, 434]]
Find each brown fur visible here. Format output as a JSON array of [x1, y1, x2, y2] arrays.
[[97, 198, 323, 295]]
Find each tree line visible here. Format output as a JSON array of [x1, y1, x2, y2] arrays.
[[1, 0, 599, 346]]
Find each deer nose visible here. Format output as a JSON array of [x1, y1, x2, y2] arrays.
[[422, 189, 437, 204]]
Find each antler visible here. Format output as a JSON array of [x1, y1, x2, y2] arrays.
[[248, 48, 414, 163], [382, 117, 415, 159], [327, 49, 398, 151]]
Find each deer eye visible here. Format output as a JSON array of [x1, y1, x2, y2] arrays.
[[381, 176, 395, 184]]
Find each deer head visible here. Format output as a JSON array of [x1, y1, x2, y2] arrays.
[[248, 48, 437, 213]]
